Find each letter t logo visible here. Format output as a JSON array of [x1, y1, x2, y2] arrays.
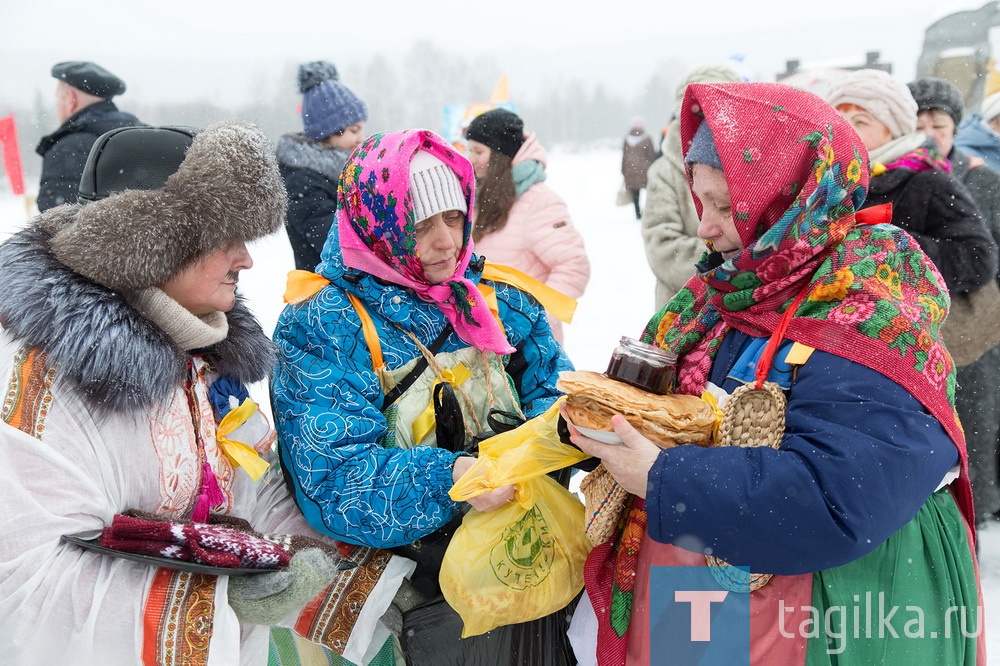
[[675, 590, 729, 641]]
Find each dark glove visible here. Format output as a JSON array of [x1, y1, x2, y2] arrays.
[[380, 578, 425, 637], [228, 548, 338, 625]]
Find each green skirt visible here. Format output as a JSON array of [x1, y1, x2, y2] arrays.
[[805, 489, 980, 664], [268, 628, 403, 666]]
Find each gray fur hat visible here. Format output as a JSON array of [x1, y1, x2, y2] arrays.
[[38, 120, 286, 293]]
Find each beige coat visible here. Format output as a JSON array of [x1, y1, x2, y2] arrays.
[[640, 120, 706, 308]]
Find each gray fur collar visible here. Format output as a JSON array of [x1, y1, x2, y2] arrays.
[[276, 133, 351, 183], [0, 227, 275, 415]]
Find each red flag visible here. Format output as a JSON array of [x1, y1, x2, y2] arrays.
[[0, 114, 26, 196]]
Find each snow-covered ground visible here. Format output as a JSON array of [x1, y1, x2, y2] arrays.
[[1, 146, 997, 655]]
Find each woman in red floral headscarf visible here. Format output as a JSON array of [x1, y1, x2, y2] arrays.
[[567, 82, 984, 665]]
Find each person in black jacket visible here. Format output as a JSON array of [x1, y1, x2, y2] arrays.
[[35, 61, 142, 212], [827, 69, 998, 295], [909, 76, 1000, 524], [276, 61, 368, 271]]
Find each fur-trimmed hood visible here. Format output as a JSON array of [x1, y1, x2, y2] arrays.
[[39, 120, 286, 293], [0, 226, 275, 415], [276, 133, 351, 183]]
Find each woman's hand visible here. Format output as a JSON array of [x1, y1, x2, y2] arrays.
[[452, 456, 516, 512], [560, 404, 661, 498]]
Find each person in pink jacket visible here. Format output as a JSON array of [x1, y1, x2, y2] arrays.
[[465, 108, 590, 342]]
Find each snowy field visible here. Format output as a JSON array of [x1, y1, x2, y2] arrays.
[[1, 146, 997, 654]]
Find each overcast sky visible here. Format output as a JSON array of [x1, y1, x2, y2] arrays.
[[0, 0, 994, 109]]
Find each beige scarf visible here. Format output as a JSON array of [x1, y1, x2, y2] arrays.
[[129, 287, 229, 351]]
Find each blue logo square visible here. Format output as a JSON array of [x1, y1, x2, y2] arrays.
[[649, 566, 751, 665]]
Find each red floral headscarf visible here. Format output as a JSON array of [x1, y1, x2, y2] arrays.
[[587, 83, 972, 666], [646, 81, 971, 526]]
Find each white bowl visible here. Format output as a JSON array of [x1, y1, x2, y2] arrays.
[[572, 424, 623, 445]]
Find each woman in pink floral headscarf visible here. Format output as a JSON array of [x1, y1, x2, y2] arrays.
[[273, 129, 578, 664]]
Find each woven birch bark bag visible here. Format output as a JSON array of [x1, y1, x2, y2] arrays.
[[569, 380, 716, 547], [705, 284, 810, 593], [581, 463, 630, 546]]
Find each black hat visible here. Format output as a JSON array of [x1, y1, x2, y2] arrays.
[[465, 108, 525, 159], [52, 61, 126, 99], [907, 77, 964, 128], [78, 125, 197, 202]]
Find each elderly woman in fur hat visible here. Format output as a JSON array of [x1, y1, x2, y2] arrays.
[[567, 82, 983, 665], [0, 122, 405, 664]]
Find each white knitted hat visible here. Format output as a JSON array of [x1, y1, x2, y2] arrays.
[[409, 151, 467, 223], [826, 69, 918, 139], [982, 92, 1000, 122]]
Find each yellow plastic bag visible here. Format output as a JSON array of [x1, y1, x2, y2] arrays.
[[441, 400, 593, 637]]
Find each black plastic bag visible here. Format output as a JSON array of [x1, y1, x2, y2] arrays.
[[434, 382, 466, 453], [401, 594, 578, 666]]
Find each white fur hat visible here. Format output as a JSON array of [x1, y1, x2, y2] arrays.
[[982, 92, 1000, 122], [826, 69, 918, 139]]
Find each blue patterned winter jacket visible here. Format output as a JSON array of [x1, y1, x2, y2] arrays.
[[271, 225, 573, 548]]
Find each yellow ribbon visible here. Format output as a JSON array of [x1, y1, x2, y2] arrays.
[[216, 398, 270, 481], [480, 262, 577, 323], [476, 283, 504, 330], [701, 390, 725, 445], [284, 263, 577, 325], [346, 293, 386, 372], [871, 161, 887, 177], [284, 270, 331, 304], [411, 363, 473, 445]]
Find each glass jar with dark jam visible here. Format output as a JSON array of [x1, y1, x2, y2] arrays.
[[605, 336, 677, 395]]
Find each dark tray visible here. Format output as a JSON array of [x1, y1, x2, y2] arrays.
[[61, 533, 357, 575]]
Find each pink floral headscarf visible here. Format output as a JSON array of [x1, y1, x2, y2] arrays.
[[336, 129, 516, 355]]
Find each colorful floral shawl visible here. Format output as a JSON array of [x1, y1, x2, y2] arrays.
[[882, 144, 952, 173], [586, 82, 973, 666], [336, 129, 516, 355]]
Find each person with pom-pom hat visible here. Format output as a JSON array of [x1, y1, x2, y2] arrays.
[[277, 60, 369, 271]]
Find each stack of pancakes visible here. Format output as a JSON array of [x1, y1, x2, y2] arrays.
[[556, 370, 715, 447]]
